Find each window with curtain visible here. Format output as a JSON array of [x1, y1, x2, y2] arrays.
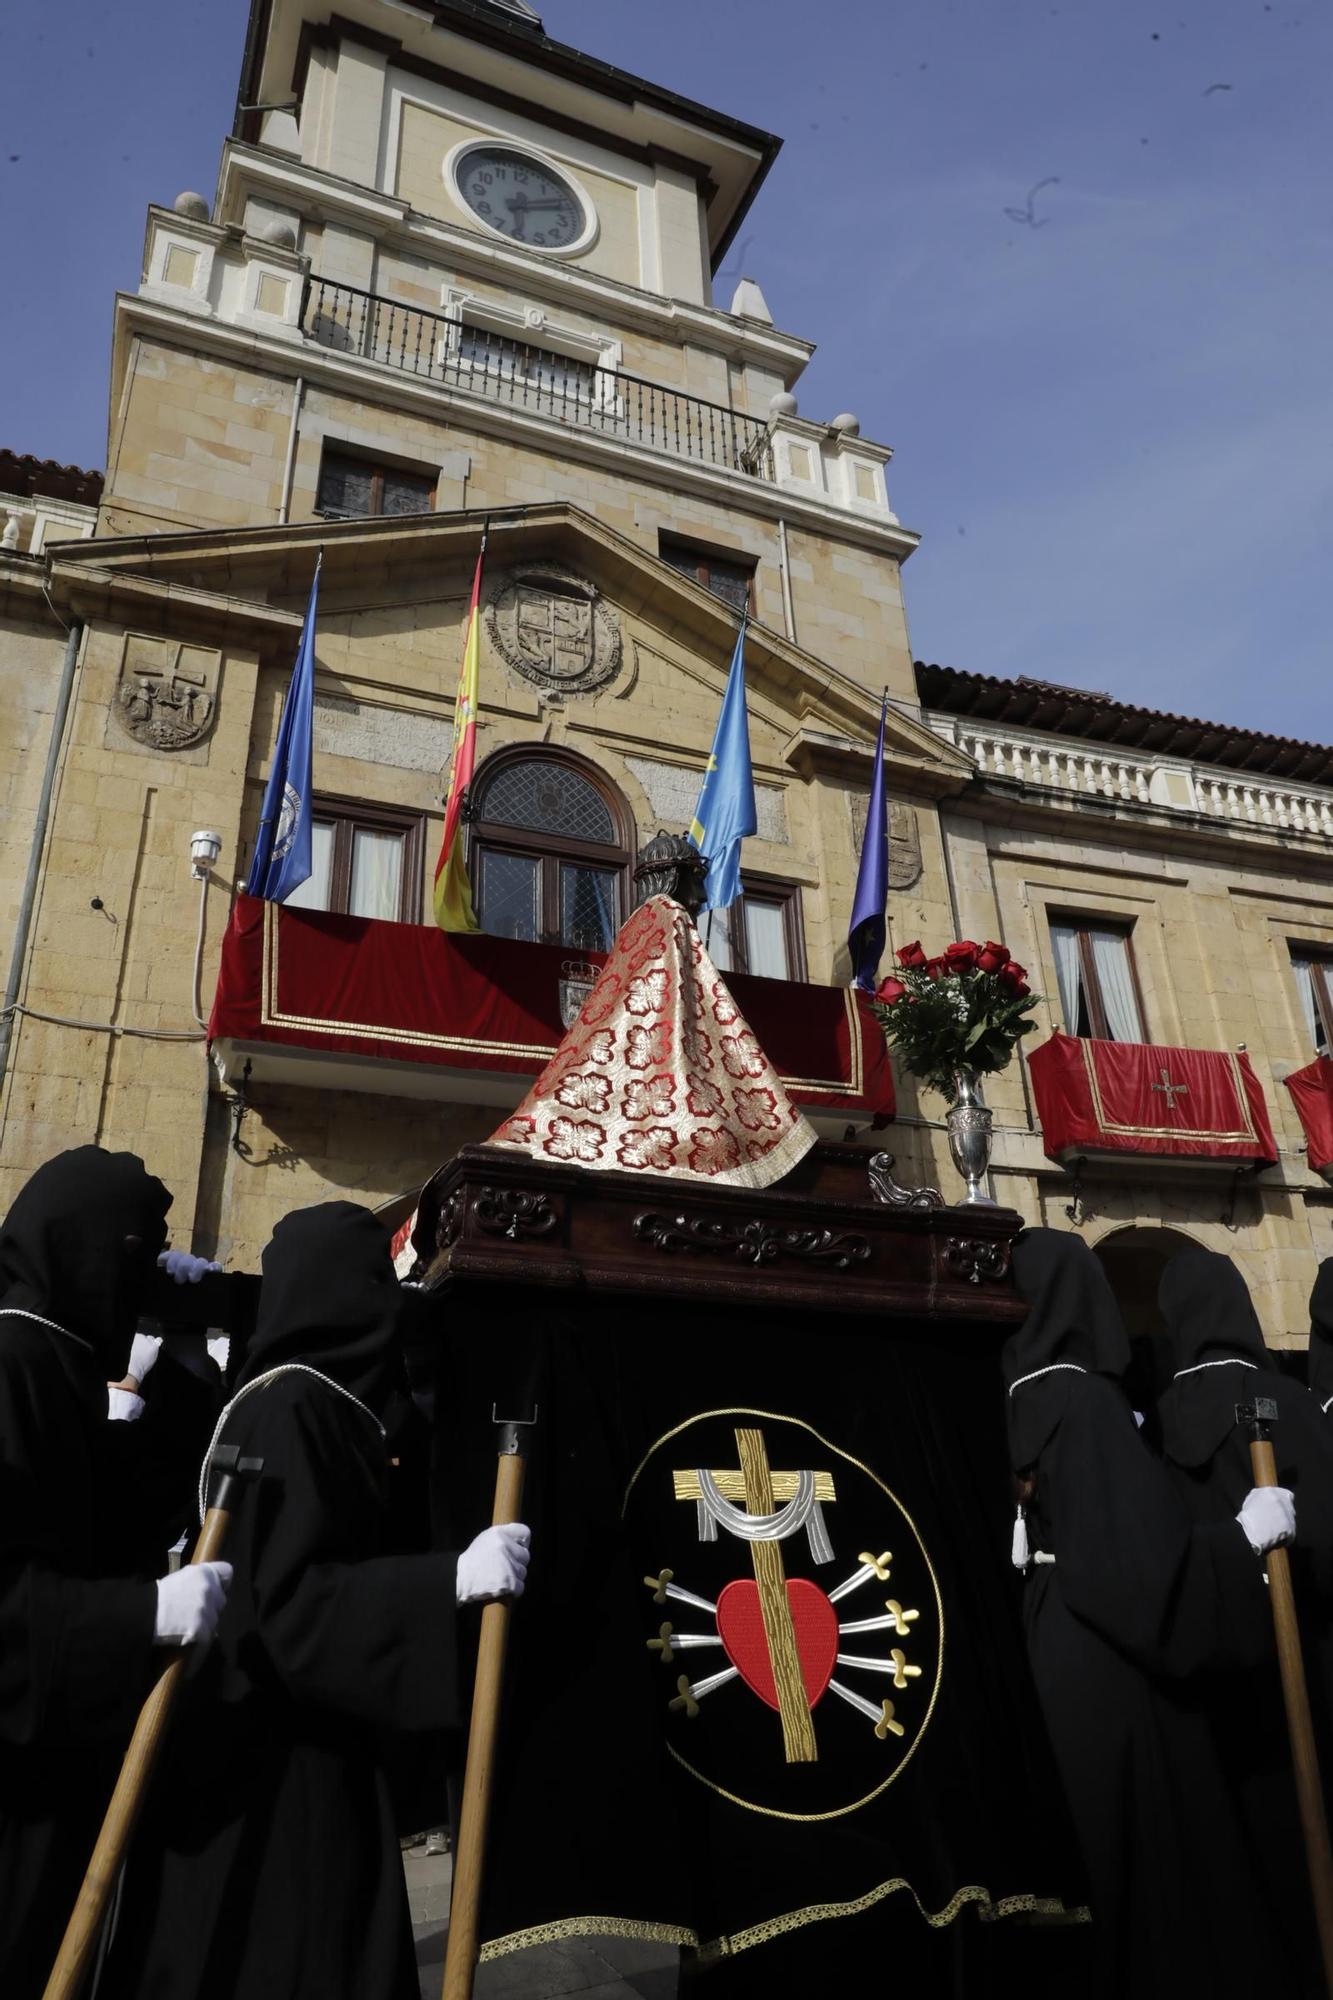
[[280, 796, 425, 923], [659, 535, 757, 615], [1049, 918, 1146, 1042], [703, 879, 805, 982], [1290, 952, 1333, 1053], [315, 449, 436, 520], [471, 753, 632, 952]]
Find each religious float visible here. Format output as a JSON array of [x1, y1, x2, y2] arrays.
[[387, 842, 1087, 1985]]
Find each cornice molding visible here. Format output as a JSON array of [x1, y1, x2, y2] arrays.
[[110, 292, 920, 561], [45, 500, 933, 753]]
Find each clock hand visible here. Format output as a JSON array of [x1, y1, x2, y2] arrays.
[[504, 195, 570, 211]]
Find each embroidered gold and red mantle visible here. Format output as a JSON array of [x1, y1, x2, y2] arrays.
[[1028, 1031, 1277, 1166], [1283, 1057, 1333, 1176], [488, 897, 817, 1190]]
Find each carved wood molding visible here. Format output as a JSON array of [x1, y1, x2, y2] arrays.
[[867, 1153, 944, 1210], [941, 1236, 1011, 1286], [472, 1186, 560, 1242], [633, 1210, 871, 1271]]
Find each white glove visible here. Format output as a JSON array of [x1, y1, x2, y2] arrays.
[[153, 1561, 233, 1647], [1237, 1486, 1296, 1554], [107, 1386, 145, 1423], [128, 1332, 162, 1386], [158, 1249, 222, 1285], [456, 1524, 531, 1606]]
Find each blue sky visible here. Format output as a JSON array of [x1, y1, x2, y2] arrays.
[[1, 0, 1328, 737]]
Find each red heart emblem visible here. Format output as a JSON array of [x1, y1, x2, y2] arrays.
[[715, 1578, 839, 1712]]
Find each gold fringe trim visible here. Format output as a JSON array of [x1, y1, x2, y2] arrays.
[[478, 1882, 1091, 1964], [478, 1916, 697, 1962]]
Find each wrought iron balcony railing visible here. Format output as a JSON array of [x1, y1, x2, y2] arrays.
[[301, 276, 774, 480]]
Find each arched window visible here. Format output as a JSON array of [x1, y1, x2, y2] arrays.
[[471, 748, 633, 951]]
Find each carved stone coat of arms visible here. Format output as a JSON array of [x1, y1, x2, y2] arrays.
[[486, 562, 622, 697], [114, 636, 218, 751]]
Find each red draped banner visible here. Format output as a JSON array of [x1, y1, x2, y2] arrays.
[[1027, 1031, 1277, 1166], [1283, 1057, 1333, 1176], [208, 896, 894, 1123]]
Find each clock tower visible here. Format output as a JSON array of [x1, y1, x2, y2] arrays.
[[1, 0, 976, 1262], [102, 0, 923, 709]]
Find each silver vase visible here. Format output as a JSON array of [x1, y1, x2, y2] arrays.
[[945, 1069, 996, 1205]]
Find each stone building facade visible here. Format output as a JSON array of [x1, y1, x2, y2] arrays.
[[1, 0, 1329, 1349]]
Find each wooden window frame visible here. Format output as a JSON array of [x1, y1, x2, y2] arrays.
[[659, 533, 758, 616], [300, 793, 425, 923], [1291, 950, 1333, 1052], [469, 746, 635, 949], [706, 875, 806, 983], [314, 447, 436, 521], [1050, 913, 1148, 1043]]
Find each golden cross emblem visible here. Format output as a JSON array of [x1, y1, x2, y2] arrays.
[[1151, 1066, 1189, 1110], [673, 1426, 834, 1764]]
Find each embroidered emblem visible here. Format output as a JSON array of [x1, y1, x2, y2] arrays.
[[627, 1412, 941, 1813]]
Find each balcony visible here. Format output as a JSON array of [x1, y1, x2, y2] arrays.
[[208, 896, 894, 1127], [931, 716, 1333, 839], [1027, 1032, 1277, 1175], [301, 277, 774, 481]]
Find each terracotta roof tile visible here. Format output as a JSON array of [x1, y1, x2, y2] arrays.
[[0, 451, 103, 508]]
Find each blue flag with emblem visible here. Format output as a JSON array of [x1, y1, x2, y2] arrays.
[[848, 690, 890, 991], [246, 561, 319, 903], [689, 616, 756, 914]]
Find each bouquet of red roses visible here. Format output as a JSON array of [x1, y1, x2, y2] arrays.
[[869, 939, 1039, 1101]]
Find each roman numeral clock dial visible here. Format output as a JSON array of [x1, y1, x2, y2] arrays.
[[454, 146, 590, 252]]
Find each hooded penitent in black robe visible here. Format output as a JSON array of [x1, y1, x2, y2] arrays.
[[1007, 1229, 1278, 2000], [1308, 1259, 1333, 1422], [103, 1202, 461, 2000], [1157, 1248, 1333, 1993], [0, 1146, 172, 1998]]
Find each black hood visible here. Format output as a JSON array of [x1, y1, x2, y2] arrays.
[[0, 1146, 171, 1377], [1004, 1229, 1132, 1470], [1156, 1249, 1269, 1468], [237, 1202, 403, 1416], [1310, 1258, 1333, 1414]]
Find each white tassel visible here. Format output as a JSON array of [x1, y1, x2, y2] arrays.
[[1012, 1505, 1031, 1572]]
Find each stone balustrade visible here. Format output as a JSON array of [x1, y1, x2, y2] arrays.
[[927, 714, 1333, 840]]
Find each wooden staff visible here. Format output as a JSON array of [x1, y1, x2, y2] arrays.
[[44, 1444, 263, 2000], [442, 1404, 537, 2000], [1238, 1397, 1333, 1996]]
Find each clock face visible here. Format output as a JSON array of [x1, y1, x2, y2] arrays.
[[455, 146, 588, 252]]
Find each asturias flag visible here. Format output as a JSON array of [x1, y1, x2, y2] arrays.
[[848, 691, 890, 990], [689, 617, 756, 913], [246, 561, 318, 903], [433, 542, 486, 932]]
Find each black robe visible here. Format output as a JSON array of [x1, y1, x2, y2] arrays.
[[0, 1147, 171, 1998], [104, 1201, 461, 2000], [1157, 1248, 1333, 1994], [1008, 1230, 1276, 2000], [1308, 1257, 1333, 1421]]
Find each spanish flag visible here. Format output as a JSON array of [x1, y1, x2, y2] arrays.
[[433, 541, 485, 932]]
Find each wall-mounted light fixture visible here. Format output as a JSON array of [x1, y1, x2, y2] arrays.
[[190, 829, 223, 879]]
